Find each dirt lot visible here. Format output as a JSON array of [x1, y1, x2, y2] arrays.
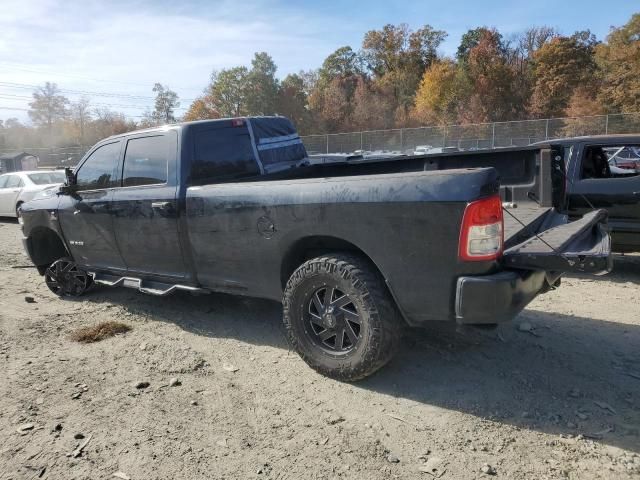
[[0, 219, 638, 480]]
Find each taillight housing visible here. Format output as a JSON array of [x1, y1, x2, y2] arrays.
[[458, 195, 504, 262]]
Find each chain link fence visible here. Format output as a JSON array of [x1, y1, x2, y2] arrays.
[[2, 113, 639, 170], [301, 113, 640, 155]]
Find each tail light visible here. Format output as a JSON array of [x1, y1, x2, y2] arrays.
[[458, 195, 503, 261]]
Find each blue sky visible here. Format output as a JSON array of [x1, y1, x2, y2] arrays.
[[0, 0, 637, 122]]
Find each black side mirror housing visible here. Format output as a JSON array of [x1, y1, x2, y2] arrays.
[[64, 167, 76, 186], [59, 167, 77, 195]]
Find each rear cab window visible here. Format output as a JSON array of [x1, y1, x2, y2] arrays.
[[190, 125, 259, 185]]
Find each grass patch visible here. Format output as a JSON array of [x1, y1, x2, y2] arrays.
[[70, 321, 131, 343]]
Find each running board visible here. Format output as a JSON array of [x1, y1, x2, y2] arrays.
[[90, 272, 206, 296]]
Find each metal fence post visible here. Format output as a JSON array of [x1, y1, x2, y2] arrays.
[[400, 129, 404, 151], [443, 125, 447, 148], [605, 114, 609, 134], [360, 131, 363, 151], [545, 118, 549, 140], [325, 134, 329, 154], [491, 122, 496, 149]]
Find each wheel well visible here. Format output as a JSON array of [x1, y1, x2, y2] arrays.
[[27, 228, 69, 273], [280, 236, 382, 288]]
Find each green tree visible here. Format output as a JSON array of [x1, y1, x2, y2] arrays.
[[28, 82, 69, 131], [245, 52, 279, 115], [207, 67, 250, 117], [317, 46, 363, 87], [152, 83, 180, 124], [596, 13, 640, 112]]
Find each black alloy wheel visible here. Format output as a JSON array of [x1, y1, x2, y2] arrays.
[[307, 285, 361, 354], [44, 258, 92, 297]]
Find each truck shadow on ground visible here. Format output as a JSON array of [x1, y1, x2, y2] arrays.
[[81, 271, 640, 454]]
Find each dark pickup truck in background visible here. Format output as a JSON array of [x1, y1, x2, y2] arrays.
[[20, 117, 612, 380], [544, 135, 640, 253]]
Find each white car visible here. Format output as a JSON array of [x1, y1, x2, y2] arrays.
[[0, 170, 66, 219]]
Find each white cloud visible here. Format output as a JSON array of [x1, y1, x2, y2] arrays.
[[0, 0, 348, 121]]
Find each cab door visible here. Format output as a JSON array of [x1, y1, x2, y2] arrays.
[[110, 130, 186, 279], [567, 143, 640, 250], [57, 140, 127, 271]]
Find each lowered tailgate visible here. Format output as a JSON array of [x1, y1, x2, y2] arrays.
[[503, 209, 612, 274]]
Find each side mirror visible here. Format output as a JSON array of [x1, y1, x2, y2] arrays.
[[64, 167, 76, 186], [59, 168, 77, 195]]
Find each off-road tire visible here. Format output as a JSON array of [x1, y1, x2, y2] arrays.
[[283, 253, 403, 381]]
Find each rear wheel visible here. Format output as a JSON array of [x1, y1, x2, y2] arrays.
[[44, 258, 93, 297], [283, 253, 403, 381], [16, 202, 23, 224]]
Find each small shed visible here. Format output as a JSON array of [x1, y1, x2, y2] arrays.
[[0, 152, 39, 173]]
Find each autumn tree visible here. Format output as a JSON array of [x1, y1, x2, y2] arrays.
[[277, 73, 312, 133], [412, 59, 462, 125], [596, 13, 640, 112], [457, 27, 505, 62], [361, 24, 446, 114], [351, 77, 395, 130], [529, 33, 598, 118], [183, 96, 220, 121], [459, 29, 517, 123], [28, 82, 69, 132]]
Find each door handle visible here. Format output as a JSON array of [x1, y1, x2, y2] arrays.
[[151, 201, 173, 210]]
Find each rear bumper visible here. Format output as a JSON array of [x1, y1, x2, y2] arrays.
[[455, 270, 547, 324]]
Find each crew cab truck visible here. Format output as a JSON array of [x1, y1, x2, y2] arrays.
[[20, 117, 612, 381]]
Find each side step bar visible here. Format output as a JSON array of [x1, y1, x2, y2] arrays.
[[91, 272, 207, 296]]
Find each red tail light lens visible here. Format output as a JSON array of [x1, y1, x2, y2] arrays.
[[458, 195, 504, 261]]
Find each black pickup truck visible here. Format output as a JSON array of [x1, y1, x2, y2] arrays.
[[536, 135, 640, 253], [20, 117, 612, 380]]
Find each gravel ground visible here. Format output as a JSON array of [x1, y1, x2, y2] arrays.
[[0, 218, 638, 479]]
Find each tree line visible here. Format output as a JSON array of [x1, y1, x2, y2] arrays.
[[1, 12, 638, 154]]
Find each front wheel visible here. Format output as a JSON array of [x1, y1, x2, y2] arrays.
[[283, 254, 403, 381], [44, 258, 93, 297]]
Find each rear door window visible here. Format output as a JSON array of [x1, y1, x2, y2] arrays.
[[6, 175, 23, 188], [191, 127, 259, 185], [122, 135, 173, 187], [0, 175, 9, 188]]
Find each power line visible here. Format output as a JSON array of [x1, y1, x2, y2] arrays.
[[0, 81, 196, 103], [0, 93, 187, 111], [0, 62, 172, 89]]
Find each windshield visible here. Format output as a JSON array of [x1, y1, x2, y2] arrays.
[[27, 172, 66, 185]]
